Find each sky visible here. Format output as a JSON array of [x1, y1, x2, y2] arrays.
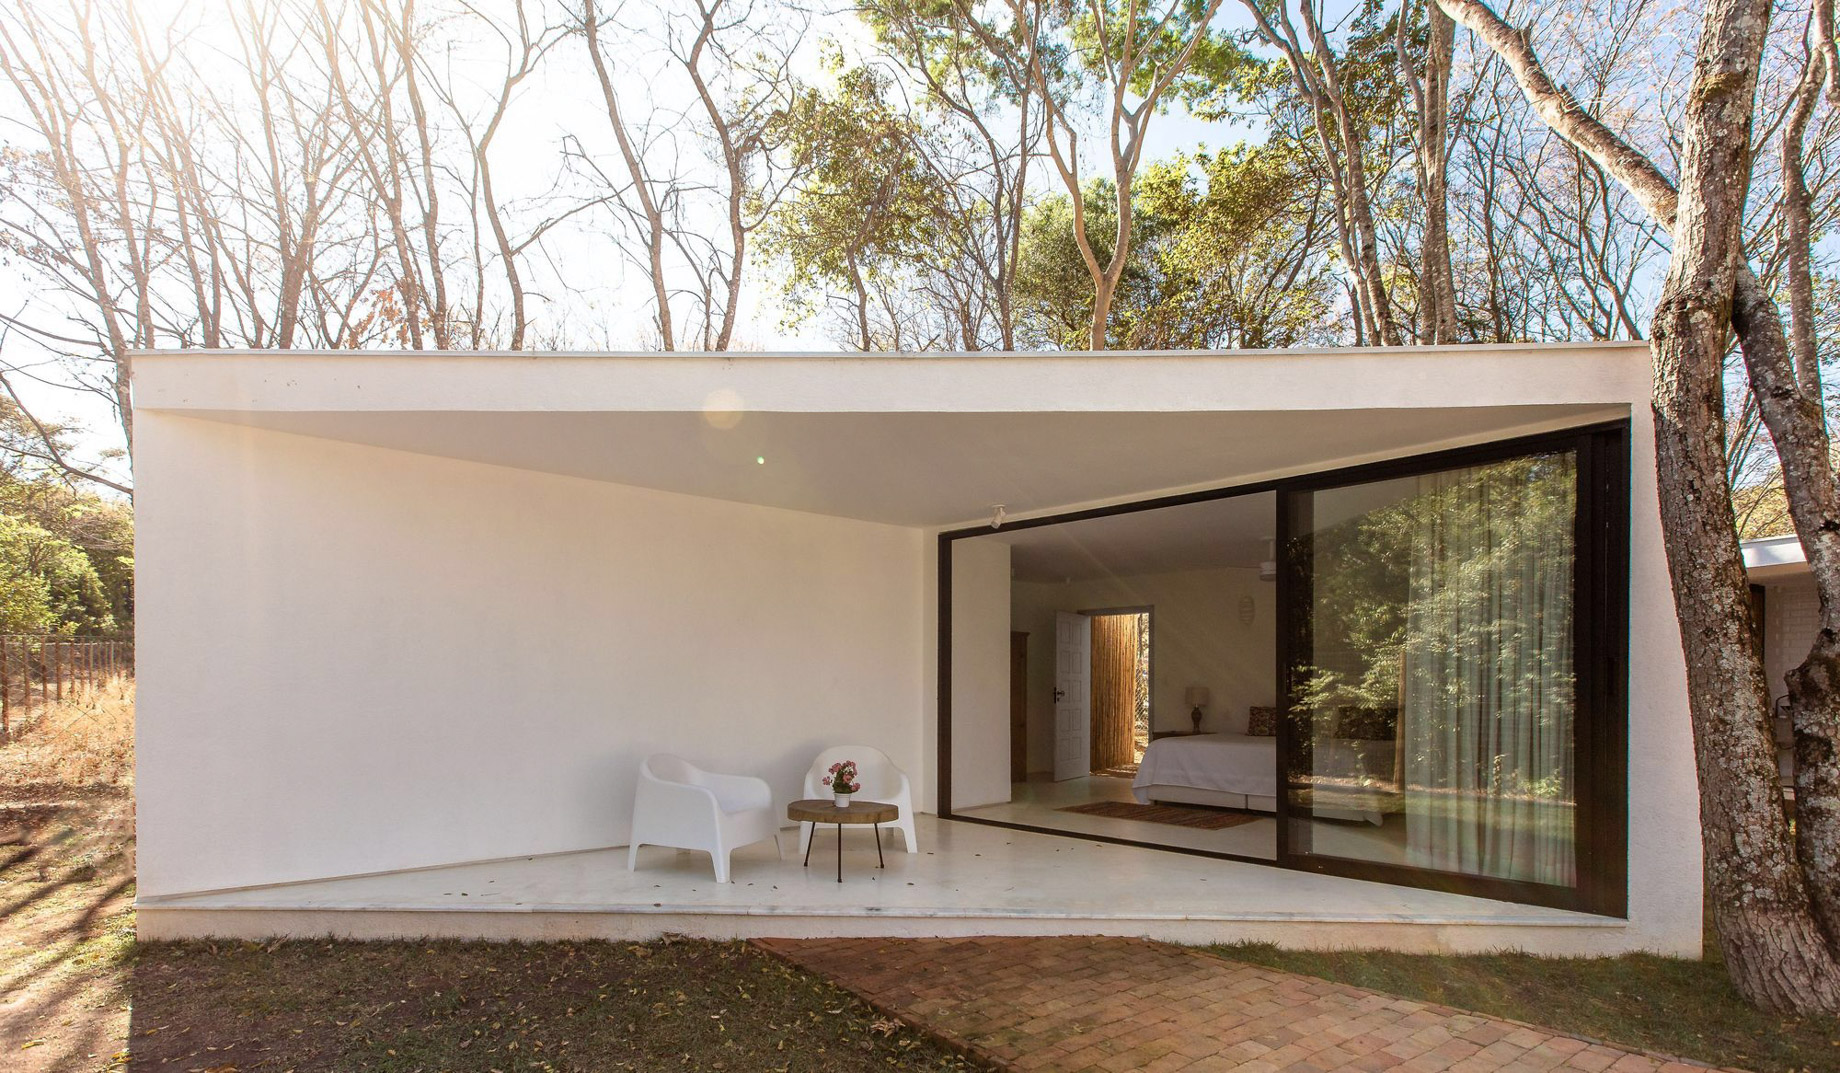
[[5, 0, 1721, 489], [0, 0, 1292, 485]]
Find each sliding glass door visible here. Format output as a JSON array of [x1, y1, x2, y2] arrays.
[[1278, 427, 1626, 913]]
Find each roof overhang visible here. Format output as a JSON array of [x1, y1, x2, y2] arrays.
[[133, 344, 1650, 528], [1743, 533, 1810, 581]]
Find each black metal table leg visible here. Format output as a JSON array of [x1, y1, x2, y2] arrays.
[[802, 823, 813, 867], [835, 822, 843, 883], [874, 823, 884, 868]]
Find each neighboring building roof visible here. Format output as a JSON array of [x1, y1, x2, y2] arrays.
[[1743, 533, 1809, 579]]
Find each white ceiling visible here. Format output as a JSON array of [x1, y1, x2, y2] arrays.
[[993, 491, 1278, 582], [187, 405, 1620, 528]]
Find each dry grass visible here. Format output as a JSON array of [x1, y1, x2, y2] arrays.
[[0, 678, 135, 789], [1, 682, 138, 1073]]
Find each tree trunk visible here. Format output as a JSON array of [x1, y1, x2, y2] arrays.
[[847, 251, 872, 352], [1653, 274, 1840, 1012], [1647, 0, 1840, 1011], [582, 0, 675, 350], [682, 0, 743, 351], [1437, 0, 1840, 1013], [1732, 268, 1840, 949], [1402, 2, 1460, 343], [1089, 272, 1118, 350], [1240, 0, 1403, 347]]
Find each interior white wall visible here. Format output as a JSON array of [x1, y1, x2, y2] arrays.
[[1010, 568, 1277, 774], [134, 414, 926, 897], [949, 539, 1011, 809]]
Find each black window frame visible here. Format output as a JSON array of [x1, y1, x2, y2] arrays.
[[936, 419, 1630, 917], [1275, 422, 1628, 916]]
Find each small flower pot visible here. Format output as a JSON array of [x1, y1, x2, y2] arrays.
[[834, 793, 852, 808]]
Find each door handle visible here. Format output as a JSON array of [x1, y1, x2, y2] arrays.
[[1053, 688, 1065, 702]]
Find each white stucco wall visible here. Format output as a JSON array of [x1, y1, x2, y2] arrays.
[[1621, 405, 1702, 952], [948, 539, 1012, 810], [1010, 568, 1277, 773], [130, 344, 1704, 955], [135, 414, 926, 896]]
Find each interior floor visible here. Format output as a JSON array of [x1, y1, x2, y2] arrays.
[[960, 773, 1278, 859], [1306, 813, 1412, 868], [959, 775, 1427, 869]]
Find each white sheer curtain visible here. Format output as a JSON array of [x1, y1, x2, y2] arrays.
[[1401, 454, 1577, 887]]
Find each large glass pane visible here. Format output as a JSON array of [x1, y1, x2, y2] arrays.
[[1286, 451, 1578, 888]]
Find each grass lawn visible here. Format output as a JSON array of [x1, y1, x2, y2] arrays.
[[1212, 941, 1840, 1073], [129, 937, 982, 1072], [9, 683, 1840, 1073], [2, 808, 981, 1073], [1, 684, 978, 1072], [2, 801, 980, 1073]]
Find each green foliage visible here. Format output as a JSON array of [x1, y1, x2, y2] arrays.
[[1016, 146, 1339, 349], [1189, 0, 1408, 136], [0, 513, 116, 635], [759, 56, 952, 335], [1065, 0, 1252, 101], [1015, 183, 1120, 349], [0, 397, 131, 635], [858, 0, 1025, 107], [1296, 453, 1577, 717]]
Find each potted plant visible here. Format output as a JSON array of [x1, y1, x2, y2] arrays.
[[823, 760, 861, 807]]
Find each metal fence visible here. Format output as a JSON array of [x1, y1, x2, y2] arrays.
[[0, 634, 134, 743]]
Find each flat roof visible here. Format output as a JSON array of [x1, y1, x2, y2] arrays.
[[1744, 533, 1809, 579], [131, 343, 1653, 415], [132, 344, 1650, 527]]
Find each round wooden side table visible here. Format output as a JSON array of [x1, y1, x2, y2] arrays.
[[786, 799, 898, 883]]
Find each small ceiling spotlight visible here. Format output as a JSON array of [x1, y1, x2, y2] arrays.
[[990, 504, 1007, 529], [756, 456, 766, 465]]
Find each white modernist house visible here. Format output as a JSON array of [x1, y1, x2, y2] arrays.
[[132, 343, 1702, 956]]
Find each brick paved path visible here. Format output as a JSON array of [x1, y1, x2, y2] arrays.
[[754, 937, 1740, 1073]]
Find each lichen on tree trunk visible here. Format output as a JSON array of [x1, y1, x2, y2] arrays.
[[1437, 0, 1840, 1014]]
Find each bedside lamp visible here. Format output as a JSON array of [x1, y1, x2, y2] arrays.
[[1185, 686, 1210, 733]]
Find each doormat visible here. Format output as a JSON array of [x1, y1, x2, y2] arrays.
[[1056, 800, 1263, 830]]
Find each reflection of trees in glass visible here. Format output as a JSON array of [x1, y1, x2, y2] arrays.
[[1297, 494, 1410, 716], [1292, 452, 1579, 807], [1290, 452, 1580, 884]]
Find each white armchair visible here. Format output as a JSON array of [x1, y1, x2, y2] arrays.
[[627, 755, 781, 883], [798, 745, 918, 854]]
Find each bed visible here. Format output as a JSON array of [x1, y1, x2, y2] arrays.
[[1131, 730, 1398, 824], [1132, 733, 1278, 813]]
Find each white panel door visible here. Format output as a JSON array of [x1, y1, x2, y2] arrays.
[[1054, 611, 1092, 781]]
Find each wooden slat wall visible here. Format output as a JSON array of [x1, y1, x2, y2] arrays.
[[1090, 614, 1141, 771]]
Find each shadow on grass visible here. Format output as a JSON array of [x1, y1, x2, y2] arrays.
[[125, 937, 987, 1073], [0, 795, 136, 1073], [1208, 941, 1840, 1073]]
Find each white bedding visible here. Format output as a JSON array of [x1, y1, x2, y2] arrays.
[[1132, 733, 1276, 804]]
